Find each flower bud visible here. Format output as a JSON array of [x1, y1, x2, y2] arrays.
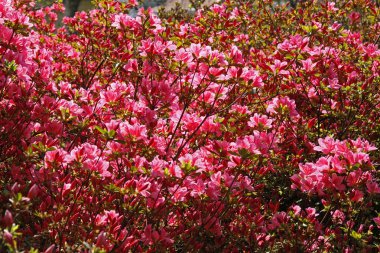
[[3, 210, 13, 227], [44, 244, 55, 253], [3, 230, 13, 245], [27, 184, 39, 199]]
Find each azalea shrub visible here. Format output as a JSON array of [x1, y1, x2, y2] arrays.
[[0, 0, 379, 251]]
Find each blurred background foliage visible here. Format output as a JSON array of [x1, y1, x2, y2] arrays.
[[38, 0, 380, 20]]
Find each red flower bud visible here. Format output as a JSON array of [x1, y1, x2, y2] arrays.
[[96, 231, 108, 247], [44, 244, 55, 253], [3, 210, 13, 227], [27, 184, 39, 199], [4, 230, 13, 245]]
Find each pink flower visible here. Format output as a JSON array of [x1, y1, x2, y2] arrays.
[[44, 149, 66, 167], [374, 217, 380, 228], [96, 231, 110, 249], [268, 212, 288, 230], [327, 62, 341, 89], [210, 171, 222, 186], [112, 13, 138, 30], [366, 181, 380, 194], [277, 35, 309, 51], [150, 156, 168, 177], [314, 136, 336, 154], [128, 0, 138, 6], [299, 163, 319, 177], [169, 185, 188, 202], [95, 214, 107, 227], [350, 189, 364, 202], [100, 90, 120, 104], [248, 113, 273, 129], [178, 153, 206, 172], [83, 159, 111, 178], [364, 44, 380, 57], [301, 58, 317, 72], [332, 210, 345, 224], [58, 99, 84, 116], [345, 151, 369, 165], [105, 210, 120, 222], [141, 225, 160, 245], [330, 173, 346, 191], [349, 12, 361, 24], [136, 178, 151, 197], [351, 138, 377, 152], [159, 228, 174, 246], [168, 163, 183, 178], [347, 169, 362, 187], [189, 43, 202, 58], [305, 207, 318, 219], [241, 67, 263, 87], [118, 122, 147, 141], [229, 45, 244, 64], [206, 181, 220, 200], [315, 157, 330, 173], [210, 4, 226, 14], [328, 77, 340, 90], [269, 59, 289, 76], [266, 96, 299, 120], [189, 178, 205, 197], [200, 116, 221, 135], [329, 22, 342, 31], [327, 2, 338, 12], [98, 211, 120, 228], [174, 48, 193, 64], [62, 183, 72, 197], [291, 205, 301, 216]]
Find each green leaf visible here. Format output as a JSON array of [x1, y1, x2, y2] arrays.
[[94, 126, 107, 135], [350, 230, 362, 240]]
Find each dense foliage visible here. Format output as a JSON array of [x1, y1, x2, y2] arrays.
[[0, 0, 379, 252]]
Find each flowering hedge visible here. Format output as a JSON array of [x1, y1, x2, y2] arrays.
[[0, 0, 379, 251]]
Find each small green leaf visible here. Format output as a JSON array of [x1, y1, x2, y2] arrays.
[[350, 230, 362, 240], [94, 126, 107, 135]]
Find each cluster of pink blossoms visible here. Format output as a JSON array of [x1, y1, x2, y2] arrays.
[[0, 0, 379, 252]]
